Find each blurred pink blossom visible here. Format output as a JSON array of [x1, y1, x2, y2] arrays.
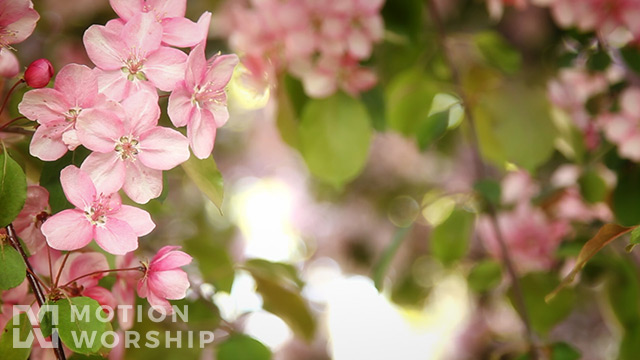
[[599, 87, 640, 161], [0, 0, 39, 77], [12, 185, 50, 254]]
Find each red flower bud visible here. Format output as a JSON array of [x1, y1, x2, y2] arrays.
[[24, 58, 54, 88]]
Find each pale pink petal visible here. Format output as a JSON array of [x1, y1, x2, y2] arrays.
[[29, 122, 72, 161], [76, 109, 124, 152], [347, 29, 372, 59], [120, 91, 160, 135], [62, 129, 81, 150], [302, 70, 337, 98], [161, 16, 202, 48], [137, 278, 149, 298], [18, 88, 69, 124], [3, 5, 38, 44], [144, 47, 187, 92], [204, 54, 239, 90], [111, 205, 155, 236], [83, 25, 127, 70], [61, 252, 109, 288], [123, 12, 162, 55], [149, 0, 186, 18], [152, 253, 191, 272], [95, 218, 138, 255], [146, 289, 174, 314], [123, 161, 162, 204], [83, 286, 117, 310], [151, 246, 180, 262], [41, 210, 93, 251], [138, 127, 190, 170], [54, 64, 99, 108], [0, 48, 19, 78], [187, 109, 216, 159], [620, 135, 640, 161], [148, 269, 189, 299], [109, 0, 143, 20], [185, 43, 206, 88], [81, 152, 126, 196], [60, 165, 97, 209], [95, 68, 131, 102], [167, 82, 194, 127], [204, 101, 229, 128]]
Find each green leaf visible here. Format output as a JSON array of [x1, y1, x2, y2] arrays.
[[475, 83, 557, 172], [181, 155, 224, 214], [298, 92, 372, 188], [578, 169, 607, 204], [381, 0, 423, 42], [185, 234, 235, 293], [55, 297, 112, 355], [0, 246, 26, 290], [276, 76, 302, 150], [217, 334, 271, 360], [417, 110, 448, 150], [0, 152, 27, 228], [550, 342, 581, 360], [546, 224, 634, 302], [587, 50, 611, 71], [474, 179, 501, 206], [467, 260, 502, 293], [372, 227, 411, 290], [0, 313, 33, 360], [515, 272, 575, 335], [626, 226, 640, 252], [613, 163, 640, 226], [386, 68, 440, 136], [620, 46, 640, 74], [429, 209, 475, 266], [245, 260, 316, 341], [361, 86, 386, 131], [429, 93, 464, 129], [474, 31, 522, 74]]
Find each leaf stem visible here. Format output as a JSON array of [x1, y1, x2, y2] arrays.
[[59, 266, 144, 288], [425, 1, 539, 357], [0, 79, 24, 116], [54, 252, 70, 288]]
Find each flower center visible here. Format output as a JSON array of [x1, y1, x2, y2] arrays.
[[0, 26, 17, 49], [115, 135, 140, 161], [64, 107, 82, 122], [122, 50, 148, 81], [191, 83, 226, 108], [84, 194, 114, 227]]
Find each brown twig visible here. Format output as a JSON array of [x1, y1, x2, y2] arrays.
[[426, 1, 539, 358]]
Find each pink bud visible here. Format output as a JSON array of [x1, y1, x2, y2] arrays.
[[24, 59, 54, 88]]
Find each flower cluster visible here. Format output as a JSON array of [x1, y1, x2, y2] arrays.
[[219, 0, 384, 98], [5, 0, 237, 316]]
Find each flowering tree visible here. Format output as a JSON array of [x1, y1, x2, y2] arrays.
[[3, 0, 640, 359]]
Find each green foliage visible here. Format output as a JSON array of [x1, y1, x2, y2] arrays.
[[382, 0, 423, 42], [578, 169, 607, 204], [0, 246, 26, 290], [298, 92, 372, 188], [549, 342, 581, 360], [244, 259, 316, 341], [181, 155, 224, 214], [620, 46, 640, 74], [361, 86, 387, 131], [217, 334, 272, 360], [514, 272, 575, 335], [430, 208, 475, 266], [0, 152, 27, 228], [474, 179, 501, 206], [416, 93, 464, 150], [386, 68, 439, 136], [626, 226, 640, 252], [613, 163, 640, 226], [474, 31, 522, 74], [372, 227, 411, 290], [586, 50, 611, 71], [475, 83, 557, 172], [0, 313, 33, 360], [54, 297, 112, 355], [467, 260, 502, 293]]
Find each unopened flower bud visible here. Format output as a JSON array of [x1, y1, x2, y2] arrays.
[[24, 58, 54, 88]]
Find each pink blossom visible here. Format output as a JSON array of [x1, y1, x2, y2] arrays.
[[113, 252, 141, 330], [18, 63, 122, 161], [83, 12, 187, 101], [137, 246, 192, 313], [78, 91, 190, 203], [599, 87, 640, 161], [500, 170, 539, 206], [24, 58, 54, 88], [109, 0, 210, 48], [168, 43, 238, 159], [41, 166, 155, 255], [0, 280, 31, 332], [548, 0, 640, 40], [55, 252, 117, 309], [293, 54, 377, 98], [477, 204, 569, 273], [12, 185, 50, 254], [0, 0, 39, 78]]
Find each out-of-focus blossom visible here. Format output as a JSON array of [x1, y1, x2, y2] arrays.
[[477, 204, 569, 273], [83, 12, 187, 101], [19, 63, 121, 161], [0, 280, 31, 332], [501, 170, 540, 205], [55, 252, 116, 309], [549, 164, 613, 222], [109, 0, 210, 48], [41, 166, 155, 255], [137, 246, 192, 314], [78, 91, 190, 203], [113, 252, 141, 330], [168, 44, 238, 159], [12, 185, 50, 254], [0, 0, 39, 78], [24, 58, 53, 88], [599, 87, 640, 161]]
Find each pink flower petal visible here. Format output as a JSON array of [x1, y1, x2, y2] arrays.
[[152, 252, 192, 272], [148, 0, 186, 18], [29, 122, 72, 161], [83, 24, 127, 70], [76, 108, 124, 152], [123, 161, 162, 204], [2, 3, 39, 44], [187, 109, 216, 159], [59, 252, 109, 289], [161, 16, 202, 48], [0, 48, 19, 78], [109, 0, 143, 20], [54, 64, 99, 109], [144, 47, 187, 92], [41, 210, 93, 251], [148, 269, 189, 299], [167, 82, 194, 127], [203, 54, 239, 90], [145, 289, 174, 314], [83, 286, 117, 310], [81, 152, 126, 196], [138, 127, 190, 170], [185, 43, 206, 89], [95, 218, 138, 255], [111, 205, 155, 237], [121, 91, 160, 135], [18, 88, 69, 124], [60, 165, 97, 209], [123, 12, 162, 56]]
